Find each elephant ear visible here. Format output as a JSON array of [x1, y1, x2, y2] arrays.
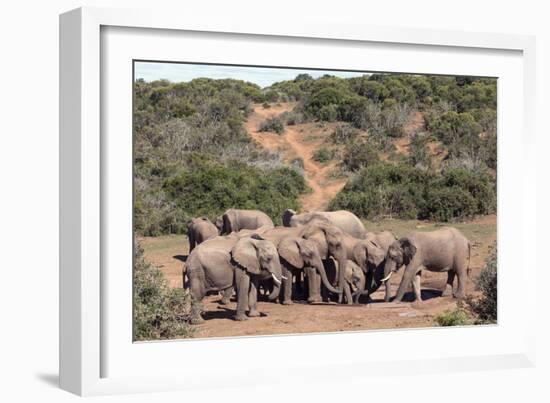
[[399, 238, 417, 265], [223, 211, 236, 233], [365, 240, 386, 267], [282, 209, 296, 227], [231, 238, 261, 274], [278, 238, 304, 268]]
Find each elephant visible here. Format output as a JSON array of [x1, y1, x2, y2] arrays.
[[258, 235, 340, 305], [282, 209, 367, 239], [381, 227, 471, 303], [185, 235, 283, 323], [322, 231, 388, 304], [323, 259, 366, 304], [187, 217, 218, 252], [260, 222, 348, 303], [215, 209, 274, 235], [348, 231, 397, 302]]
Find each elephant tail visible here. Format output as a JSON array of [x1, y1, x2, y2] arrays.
[[467, 242, 471, 278]]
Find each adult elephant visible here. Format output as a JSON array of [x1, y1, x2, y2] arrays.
[[260, 222, 348, 303], [185, 235, 282, 323], [259, 235, 340, 305], [215, 209, 274, 235], [381, 227, 471, 303], [282, 209, 367, 239], [187, 217, 218, 252]]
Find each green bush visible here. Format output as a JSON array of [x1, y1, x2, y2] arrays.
[[318, 104, 339, 121], [330, 124, 359, 144], [468, 244, 497, 323], [259, 117, 285, 134], [312, 147, 336, 163], [329, 162, 495, 221], [133, 241, 193, 340], [435, 305, 470, 326], [424, 186, 477, 221], [341, 141, 380, 172], [162, 154, 307, 227], [280, 111, 304, 125]]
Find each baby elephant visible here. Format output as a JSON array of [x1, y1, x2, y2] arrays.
[[382, 227, 470, 302], [187, 217, 218, 252]]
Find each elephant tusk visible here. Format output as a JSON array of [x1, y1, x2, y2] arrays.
[[281, 275, 288, 280], [380, 272, 393, 283], [272, 273, 282, 285]]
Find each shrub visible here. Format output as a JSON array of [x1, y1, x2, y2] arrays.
[[318, 104, 339, 121], [423, 186, 477, 221], [290, 156, 305, 170], [262, 102, 271, 109], [329, 162, 495, 221], [280, 111, 304, 125], [435, 305, 470, 326], [330, 124, 359, 144], [341, 141, 380, 172], [312, 147, 336, 163], [468, 244, 497, 323], [408, 132, 431, 168], [163, 154, 307, 226], [259, 117, 285, 134], [133, 241, 193, 340]]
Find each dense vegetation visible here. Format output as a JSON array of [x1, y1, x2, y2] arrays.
[[268, 73, 497, 172], [329, 163, 495, 221], [134, 72, 497, 234], [134, 78, 306, 235], [133, 241, 193, 340], [266, 73, 497, 221]]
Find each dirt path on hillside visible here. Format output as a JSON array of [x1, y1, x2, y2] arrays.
[[393, 111, 425, 155], [244, 103, 346, 211]]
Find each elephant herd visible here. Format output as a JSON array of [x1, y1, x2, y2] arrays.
[[184, 208, 471, 324]]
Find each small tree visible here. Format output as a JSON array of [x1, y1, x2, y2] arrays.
[[259, 117, 285, 135], [469, 243, 497, 323], [133, 240, 193, 340]]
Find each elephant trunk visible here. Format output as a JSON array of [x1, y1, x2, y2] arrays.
[[336, 254, 347, 295], [313, 259, 340, 294]]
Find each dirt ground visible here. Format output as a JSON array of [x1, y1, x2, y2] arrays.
[[139, 214, 496, 339]]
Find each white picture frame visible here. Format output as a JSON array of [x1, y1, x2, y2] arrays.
[[59, 6, 537, 396]]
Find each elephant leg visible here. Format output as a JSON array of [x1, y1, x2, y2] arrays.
[[219, 287, 233, 305], [343, 282, 353, 305], [248, 279, 261, 317], [442, 271, 455, 297], [412, 271, 422, 302], [453, 252, 468, 299], [454, 269, 466, 299], [295, 271, 304, 297], [384, 277, 392, 302], [281, 267, 293, 305], [234, 269, 250, 321], [306, 267, 322, 303], [394, 260, 420, 302], [189, 280, 205, 325]]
